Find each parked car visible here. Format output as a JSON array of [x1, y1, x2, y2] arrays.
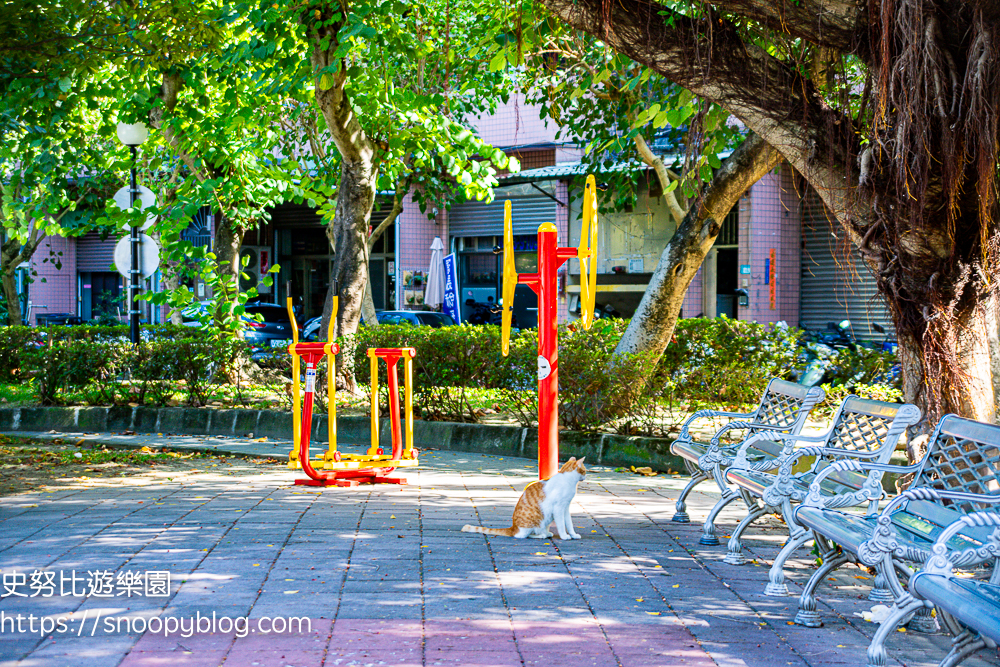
[[376, 311, 455, 328], [242, 304, 298, 349], [182, 301, 298, 351], [35, 313, 85, 326]]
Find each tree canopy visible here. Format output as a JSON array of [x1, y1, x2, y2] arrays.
[[536, 0, 1000, 424]]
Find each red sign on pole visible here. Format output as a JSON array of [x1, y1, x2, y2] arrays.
[[769, 249, 776, 310]]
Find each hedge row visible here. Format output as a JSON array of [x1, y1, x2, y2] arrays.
[[0, 325, 234, 406], [344, 317, 900, 433], [0, 319, 901, 433]]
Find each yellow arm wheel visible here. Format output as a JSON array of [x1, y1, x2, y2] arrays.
[[501, 200, 518, 356], [578, 175, 599, 329]]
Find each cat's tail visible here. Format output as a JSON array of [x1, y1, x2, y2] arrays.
[[461, 524, 517, 537]]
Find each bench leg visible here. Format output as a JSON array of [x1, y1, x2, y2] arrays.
[[868, 568, 895, 603], [795, 548, 850, 626], [939, 629, 987, 667], [907, 605, 938, 633], [700, 491, 742, 546], [672, 468, 710, 523], [865, 596, 925, 667], [765, 528, 812, 596], [722, 503, 769, 564]]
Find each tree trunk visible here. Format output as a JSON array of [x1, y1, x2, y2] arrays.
[[310, 20, 380, 391], [2, 269, 21, 325], [360, 280, 378, 325], [318, 160, 377, 393], [898, 295, 997, 425], [0, 229, 44, 326], [359, 190, 405, 325], [214, 218, 241, 318], [634, 133, 685, 224], [613, 133, 781, 363]]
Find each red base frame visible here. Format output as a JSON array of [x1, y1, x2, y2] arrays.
[[294, 476, 408, 487], [294, 466, 406, 487]]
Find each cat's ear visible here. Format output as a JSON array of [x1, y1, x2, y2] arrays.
[[577, 457, 586, 464]]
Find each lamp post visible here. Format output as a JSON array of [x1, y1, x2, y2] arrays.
[[116, 122, 148, 345]]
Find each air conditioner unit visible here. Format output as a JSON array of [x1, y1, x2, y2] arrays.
[[239, 246, 272, 295]]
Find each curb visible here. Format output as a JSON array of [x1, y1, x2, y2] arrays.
[[0, 406, 685, 472]]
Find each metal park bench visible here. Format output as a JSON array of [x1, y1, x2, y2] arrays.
[[669, 379, 825, 532], [908, 510, 1000, 667], [714, 397, 921, 597], [788, 415, 1000, 667]]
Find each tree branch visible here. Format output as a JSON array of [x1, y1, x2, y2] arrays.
[[538, 0, 868, 229], [634, 133, 686, 224], [613, 132, 781, 360]]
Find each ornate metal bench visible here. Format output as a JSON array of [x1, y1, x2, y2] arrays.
[[788, 415, 1000, 667], [908, 511, 1000, 667], [714, 397, 920, 597], [669, 378, 825, 530], [793, 416, 1000, 626]]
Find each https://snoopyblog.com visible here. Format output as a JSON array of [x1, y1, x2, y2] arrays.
[[1, 569, 310, 638], [0, 611, 311, 638]]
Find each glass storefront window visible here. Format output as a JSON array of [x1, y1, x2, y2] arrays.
[[460, 253, 497, 286]]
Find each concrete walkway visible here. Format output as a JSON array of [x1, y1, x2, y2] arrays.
[[0, 433, 996, 667]]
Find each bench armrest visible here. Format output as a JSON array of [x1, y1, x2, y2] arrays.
[[696, 421, 802, 469], [921, 510, 1000, 576], [801, 459, 923, 508], [730, 431, 831, 471], [858, 488, 1000, 566], [677, 409, 754, 443]]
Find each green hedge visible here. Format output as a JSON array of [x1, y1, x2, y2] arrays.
[[0, 319, 902, 432], [0, 325, 237, 406]]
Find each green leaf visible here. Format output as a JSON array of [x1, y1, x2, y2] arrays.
[[489, 51, 506, 72]]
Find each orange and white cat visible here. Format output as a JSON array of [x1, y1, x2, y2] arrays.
[[462, 457, 586, 539]]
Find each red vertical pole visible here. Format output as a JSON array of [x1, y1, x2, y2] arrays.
[[298, 360, 316, 471], [537, 222, 559, 480]]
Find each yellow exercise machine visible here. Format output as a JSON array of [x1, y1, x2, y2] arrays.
[[284, 281, 418, 487]]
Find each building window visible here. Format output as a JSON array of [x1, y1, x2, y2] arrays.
[[717, 207, 739, 247]]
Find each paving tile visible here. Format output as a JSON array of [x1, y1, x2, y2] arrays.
[[3, 441, 997, 667]]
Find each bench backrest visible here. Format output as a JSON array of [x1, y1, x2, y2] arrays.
[[748, 378, 825, 438], [912, 415, 1000, 513], [822, 397, 921, 463]]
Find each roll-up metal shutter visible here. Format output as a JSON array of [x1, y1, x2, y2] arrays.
[[76, 232, 117, 272], [799, 189, 894, 340], [449, 194, 557, 237]]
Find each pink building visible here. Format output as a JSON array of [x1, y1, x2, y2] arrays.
[[26, 96, 890, 339]]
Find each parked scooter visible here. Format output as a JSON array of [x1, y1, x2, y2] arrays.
[[871, 322, 902, 385], [796, 320, 854, 387], [465, 298, 518, 327]]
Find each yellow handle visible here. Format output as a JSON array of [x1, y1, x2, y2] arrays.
[[578, 175, 599, 329], [501, 200, 518, 356]]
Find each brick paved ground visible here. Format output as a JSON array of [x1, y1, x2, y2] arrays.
[[0, 439, 997, 667]]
